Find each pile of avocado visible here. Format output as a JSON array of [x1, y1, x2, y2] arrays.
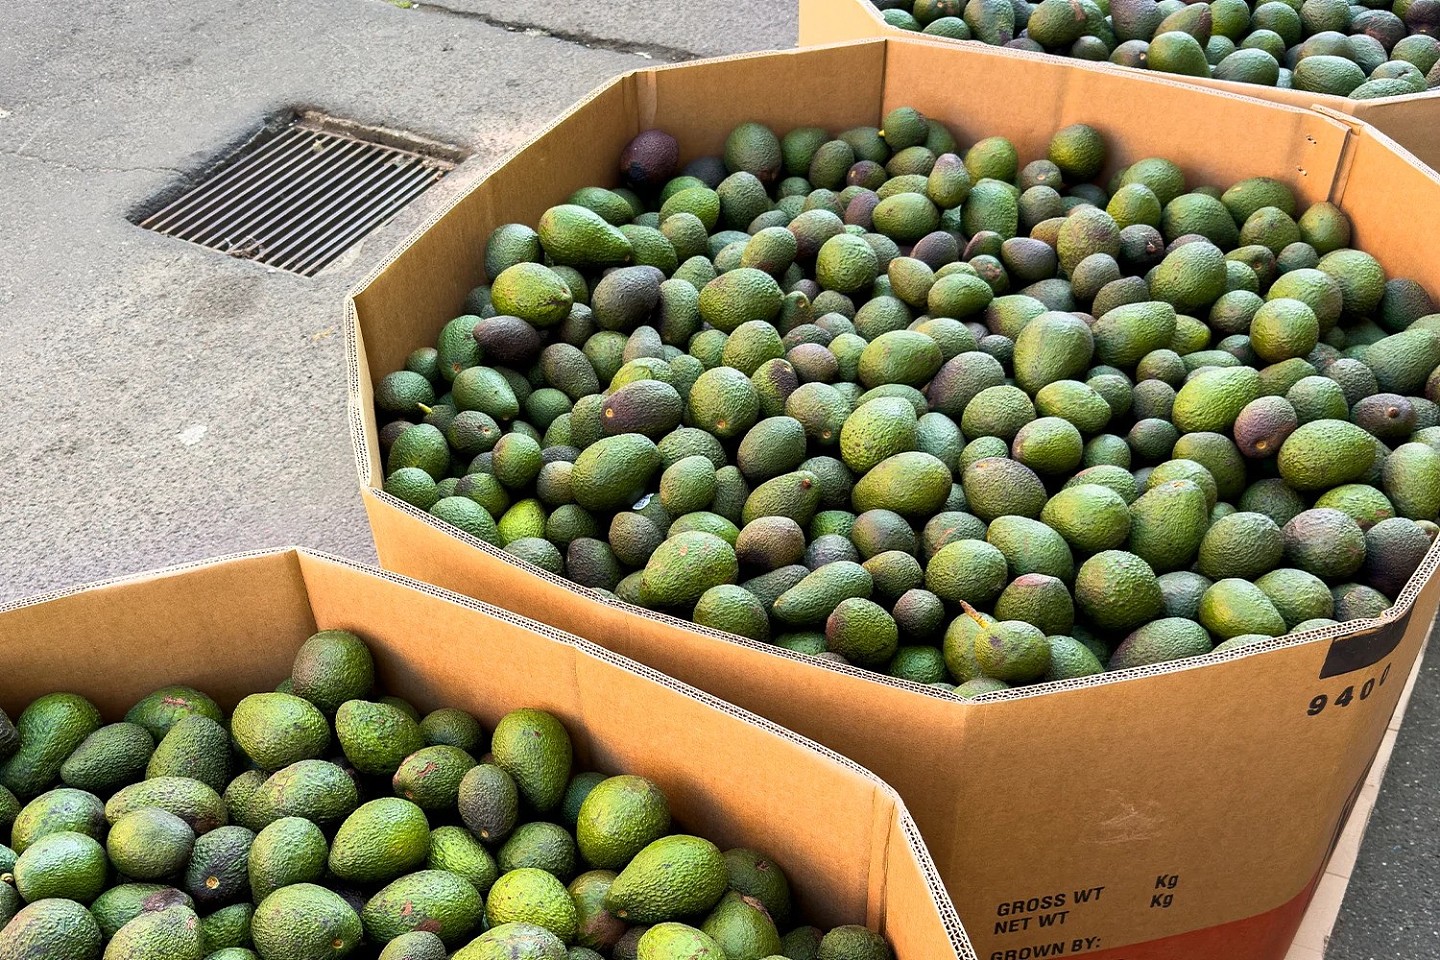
[[0, 631, 890, 959], [873, 0, 1440, 99], [374, 106, 1440, 695]]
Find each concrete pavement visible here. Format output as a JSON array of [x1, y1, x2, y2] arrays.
[[0, 2, 1431, 956], [0, 0, 795, 600]]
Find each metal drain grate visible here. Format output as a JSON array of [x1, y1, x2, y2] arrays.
[[136, 114, 459, 276]]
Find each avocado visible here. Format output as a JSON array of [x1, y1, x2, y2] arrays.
[[986, 515, 1075, 583], [1110, 617, 1213, 669], [458, 763, 519, 845], [606, 835, 728, 925], [1075, 551, 1165, 631], [248, 816, 328, 902], [573, 775, 671, 873], [285, 629, 376, 716], [601, 380, 684, 441], [1172, 366, 1261, 433], [926, 539, 1009, 607], [714, 849, 793, 929], [379, 931, 448, 960], [146, 714, 230, 792], [724, 122, 782, 184], [1041, 484, 1132, 553], [1128, 477, 1209, 569], [857, 331, 943, 389], [182, 824, 253, 908], [329, 798, 430, 885], [641, 532, 740, 607], [1278, 419, 1377, 491], [196, 904, 253, 954], [852, 452, 952, 517], [364, 870, 484, 946], [105, 903, 204, 960], [994, 574, 1076, 636], [699, 891, 782, 960], [1362, 518, 1432, 598], [492, 709, 573, 814], [105, 808, 195, 883], [486, 868, 580, 943], [1283, 508, 1370, 580], [0, 693, 102, 799], [824, 598, 900, 667], [106, 777, 227, 835], [498, 821, 578, 880], [251, 884, 363, 960], [571, 435, 661, 512], [255, 759, 358, 828], [818, 924, 893, 960], [773, 562, 874, 626], [1013, 312, 1095, 393], [334, 699, 423, 777], [453, 922, 568, 959], [1254, 567, 1336, 627], [961, 457, 1048, 522], [538, 205, 633, 269], [11, 829, 106, 904], [392, 745, 477, 812], [694, 585, 771, 642], [1196, 512, 1284, 580], [1198, 579, 1287, 639], [60, 722, 154, 796], [90, 885, 193, 941], [1383, 442, 1440, 520], [972, 614, 1052, 682], [633, 922, 724, 959], [228, 693, 329, 773]]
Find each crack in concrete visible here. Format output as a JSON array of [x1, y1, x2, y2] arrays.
[[407, 2, 706, 62], [0, 147, 187, 178]]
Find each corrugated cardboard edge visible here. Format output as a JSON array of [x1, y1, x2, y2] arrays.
[[801, 0, 1440, 112], [358, 483, 1440, 705], [1, 546, 977, 960]]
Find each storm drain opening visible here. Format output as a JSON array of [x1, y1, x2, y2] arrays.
[[134, 112, 464, 276]]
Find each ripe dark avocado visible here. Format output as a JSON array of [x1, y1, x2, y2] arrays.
[[620, 129, 680, 190]]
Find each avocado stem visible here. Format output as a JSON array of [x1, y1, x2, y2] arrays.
[[959, 600, 984, 625]]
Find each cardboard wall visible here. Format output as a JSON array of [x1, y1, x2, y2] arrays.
[[876, 37, 1345, 202], [798, 0, 1440, 171], [347, 38, 1440, 960], [1330, 119, 1440, 286], [0, 549, 972, 958]]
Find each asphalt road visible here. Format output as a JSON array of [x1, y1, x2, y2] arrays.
[[0, 2, 1432, 956]]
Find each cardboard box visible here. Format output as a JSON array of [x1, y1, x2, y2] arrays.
[[345, 38, 1440, 960], [799, 0, 1440, 173], [0, 548, 972, 960], [1285, 649, 1422, 960]]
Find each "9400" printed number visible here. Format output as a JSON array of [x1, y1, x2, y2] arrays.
[[1308, 663, 1392, 716]]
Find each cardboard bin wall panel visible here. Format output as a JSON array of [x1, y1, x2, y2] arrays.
[[800, 0, 1440, 172], [1335, 122, 1440, 284], [878, 36, 1347, 203], [347, 38, 1440, 960], [642, 41, 888, 163], [0, 552, 317, 713], [0, 549, 972, 958]]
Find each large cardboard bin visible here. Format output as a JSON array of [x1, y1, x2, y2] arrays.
[[799, 0, 1440, 173], [346, 38, 1440, 960], [0, 549, 972, 960]]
